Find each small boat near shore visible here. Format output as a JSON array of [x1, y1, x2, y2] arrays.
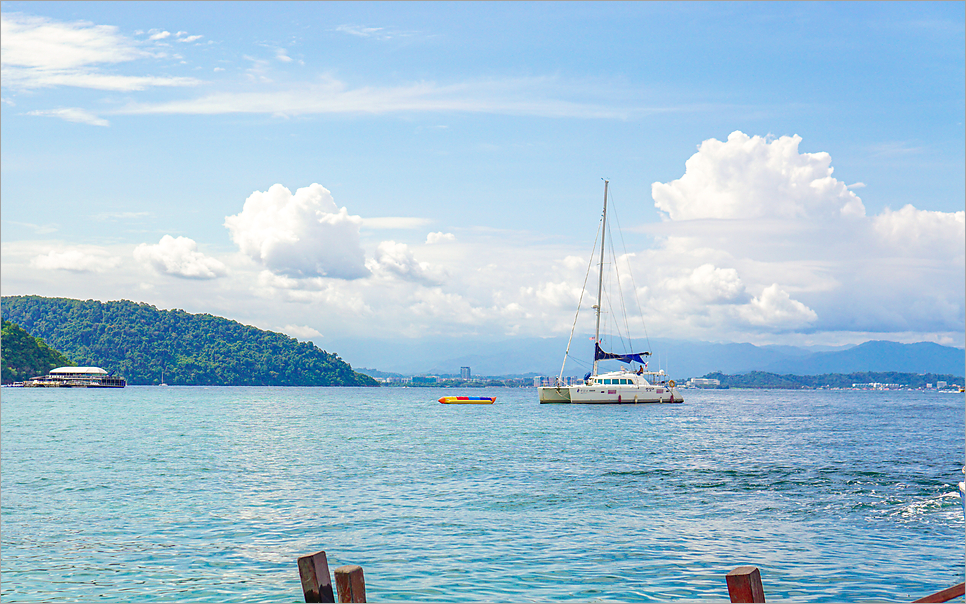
[[438, 396, 496, 404], [23, 366, 126, 388]]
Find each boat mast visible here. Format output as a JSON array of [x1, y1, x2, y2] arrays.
[[592, 179, 609, 377]]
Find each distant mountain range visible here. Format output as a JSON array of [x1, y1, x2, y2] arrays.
[[327, 335, 965, 378]]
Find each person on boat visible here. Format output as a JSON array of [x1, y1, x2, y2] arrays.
[[637, 365, 644, 375]]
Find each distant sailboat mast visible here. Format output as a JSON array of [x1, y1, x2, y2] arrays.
[[591, 179, 609, 378]]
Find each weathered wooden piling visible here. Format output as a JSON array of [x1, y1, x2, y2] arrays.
[[726, 566, 766, 603], [297, 550, 335, 603], [298, 554, 961, 602], [335, 565, 367, 603]]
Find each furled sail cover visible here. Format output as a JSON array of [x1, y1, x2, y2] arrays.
[[594, 342, 651, 365]]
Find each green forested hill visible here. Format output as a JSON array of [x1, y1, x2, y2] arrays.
[[1, 319, 75, 383], [1, 296, 378, 387]]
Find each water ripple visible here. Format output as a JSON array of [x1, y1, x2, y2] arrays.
[[2, 387, 963, 602]]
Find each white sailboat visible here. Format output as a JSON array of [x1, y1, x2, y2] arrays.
[[538, 180, 683, 404]]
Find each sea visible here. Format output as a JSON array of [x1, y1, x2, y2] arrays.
[[1, 387, 963, 603]]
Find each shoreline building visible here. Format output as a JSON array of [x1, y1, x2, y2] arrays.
[[23, 367, 126, 388]]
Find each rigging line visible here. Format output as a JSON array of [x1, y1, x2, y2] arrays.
[[558, 211, 604, 381], [607, 221, 633, 353], [605, 192, 634, 353], [609, 188, 652, 354]]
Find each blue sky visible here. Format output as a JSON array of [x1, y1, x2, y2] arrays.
[[2, 1, 964, 356]]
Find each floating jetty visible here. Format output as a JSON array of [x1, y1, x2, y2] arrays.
[[22, 366, 126, 388], [438, 396, 495, 404]]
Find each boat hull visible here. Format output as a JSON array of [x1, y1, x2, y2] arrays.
[[538, 385, 682, 404]]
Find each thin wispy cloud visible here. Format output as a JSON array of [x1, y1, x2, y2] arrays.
[[333, 24, 415, 41], [112, 76, 676, 119], [364, 217, 434, 230], [867, 141, 926, 157], [0, 12, 201, 91], [26, 107, 109, 126]]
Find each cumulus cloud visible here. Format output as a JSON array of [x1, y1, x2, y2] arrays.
[[225, 183, 369, 279], [638, 131, 962, 342], [738, 284, 818, 330], [133, 235, 227, 279], [30, 247, 121, 272], [426, 231, 456, 244], [873, 204, 965, 258], [661, 264, 748, 305], [652, 131, 866, 221], [365, 240, 444, 284]]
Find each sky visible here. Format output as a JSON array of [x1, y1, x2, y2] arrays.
[[2, 1, 964, 362]]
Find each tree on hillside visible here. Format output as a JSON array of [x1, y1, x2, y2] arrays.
[[1, 296, 378, 387], [1, 319, 75, 383]]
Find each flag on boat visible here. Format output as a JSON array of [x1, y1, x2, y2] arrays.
[[594, 342, 651, 365]]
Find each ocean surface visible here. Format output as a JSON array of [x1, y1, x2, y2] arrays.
[[1, 387, 963, 603]]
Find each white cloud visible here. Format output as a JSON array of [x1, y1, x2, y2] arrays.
[[9, 220, 58, 235], [426, 232, 456, 244], [661, 264, 747, 305], [133, 235, 228, 279], [1, 13, 144, 69], [0, 13, 200, 91], [26, 107, 109, 126], [30, 247, 121, 272], [148, 30, 171, 41], [275, 48, 293, 62], [636, 131, 963, 342], [652, 131, 866, 221], [178, 34, 203, 43], [225, 183, 369, 279], [363, 217, 434, 230], [365, 240, 444, 284], [282, 324, 323, 340], [5, 132, 960, 349], [873, 204, 965, 258], [111, 75, 652, 119], [334, 24, 390, 40], [738, 284, 818, 330]]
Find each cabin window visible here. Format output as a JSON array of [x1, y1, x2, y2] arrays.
[[621, 379, 628, 384]]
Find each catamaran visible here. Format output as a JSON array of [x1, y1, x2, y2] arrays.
[[538, 180, 683, 404]]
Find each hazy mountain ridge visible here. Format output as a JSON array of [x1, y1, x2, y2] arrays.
[[761, 340, 965, 376], [327, 335, 965, 378]]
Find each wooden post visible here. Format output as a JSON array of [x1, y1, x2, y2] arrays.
[[297, 550, 335, 603], [727, 566, 766, 603], [335, 565, 367, 603]]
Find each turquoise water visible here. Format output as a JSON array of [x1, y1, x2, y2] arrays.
[[1, 387, 963, 602]]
